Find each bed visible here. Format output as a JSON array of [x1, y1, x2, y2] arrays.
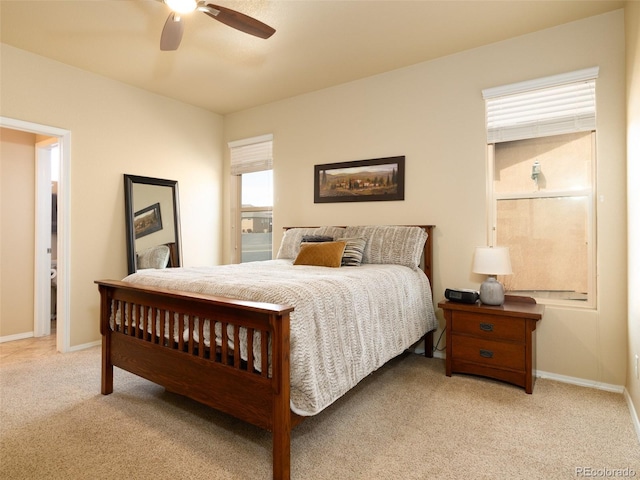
[[97, 225, 437, 480]]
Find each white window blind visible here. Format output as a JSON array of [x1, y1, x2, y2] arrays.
[[483, 67, 599, 143], [229, 134, 273, 175]]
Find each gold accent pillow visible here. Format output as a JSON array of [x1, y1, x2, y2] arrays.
[[293, 241, 347, 268]]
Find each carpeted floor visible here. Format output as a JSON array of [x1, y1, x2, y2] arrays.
[[1, 346, 638, 479]]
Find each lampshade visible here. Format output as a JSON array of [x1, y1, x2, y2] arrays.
[[473, 246, 512, 306], [472, 246, 513, 276]]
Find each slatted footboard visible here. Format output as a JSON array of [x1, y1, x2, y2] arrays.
[[96, 279, 296, 480]]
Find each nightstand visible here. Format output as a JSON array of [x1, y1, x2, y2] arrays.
[[438, 297, 544, 394]]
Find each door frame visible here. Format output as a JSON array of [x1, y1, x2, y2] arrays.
[[1, 116, 71, 352]]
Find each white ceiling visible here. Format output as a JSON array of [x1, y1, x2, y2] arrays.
[[0, 0, 624, 115]]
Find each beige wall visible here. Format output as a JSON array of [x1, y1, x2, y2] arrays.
[[223, 10, 628, 387], [0, 128, 36, 337], [625, 0, 640, 430], [0, 44, 224, 348]]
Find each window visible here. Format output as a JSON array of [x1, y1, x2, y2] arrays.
[[229, 134, 273, 263], [483, 68, 598, 307]]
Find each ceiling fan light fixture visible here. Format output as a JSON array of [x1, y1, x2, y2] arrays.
[[158, 0, 275, 51], [164, 0, 197, 14]]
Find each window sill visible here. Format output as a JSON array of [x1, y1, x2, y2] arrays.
[[508, 290, 595, 310]]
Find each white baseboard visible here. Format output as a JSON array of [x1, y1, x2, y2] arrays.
[[68, 339, 101, 352], [433, 350, 445, 360], [623, 389, 640, 445], [412, 344, 445, 359], [0, 333, 99, 351], [0, 331, 34, 343], [535, 369, 624, 393]]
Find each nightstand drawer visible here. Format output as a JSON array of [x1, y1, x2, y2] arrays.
[[451, 311, 525, 342], [451, 334, 525, 371]]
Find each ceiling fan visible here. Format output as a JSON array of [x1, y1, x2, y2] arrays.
[[160, 0, 276, 51]]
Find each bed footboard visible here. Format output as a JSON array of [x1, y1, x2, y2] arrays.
[[96, 279, 295, 480]]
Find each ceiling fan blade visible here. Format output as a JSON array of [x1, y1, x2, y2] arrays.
[[160, 12, 184, 51], [201, 4, 275, 39]]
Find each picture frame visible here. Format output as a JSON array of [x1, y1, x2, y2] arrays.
[[134, 202, 163, 239], [314, 156, 405, 203]]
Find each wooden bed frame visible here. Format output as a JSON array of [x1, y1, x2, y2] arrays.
[[97, 225, 435, 480]]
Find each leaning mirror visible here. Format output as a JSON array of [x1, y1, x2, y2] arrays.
[[124, 174, 182, 274]]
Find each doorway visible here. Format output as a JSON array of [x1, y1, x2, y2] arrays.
[[35, 138, 58, 338], [0, 116, 71, 353]]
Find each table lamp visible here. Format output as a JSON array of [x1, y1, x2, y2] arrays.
[[472, 246, 513, 305]]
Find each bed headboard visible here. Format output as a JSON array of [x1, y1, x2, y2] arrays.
[[282, 225, 435, 292]]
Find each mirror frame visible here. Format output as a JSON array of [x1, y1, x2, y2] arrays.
[[124, 174, 182, 274]]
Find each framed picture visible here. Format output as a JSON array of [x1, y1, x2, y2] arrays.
[[314, 156, 405, 203], [134, 202, 163, 239]]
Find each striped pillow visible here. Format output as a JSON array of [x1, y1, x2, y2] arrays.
[[341, 237, 367, 267], [344, 226, 427, 269], [276, 227, 346, 259]]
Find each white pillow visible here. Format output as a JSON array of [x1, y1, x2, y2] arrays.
[[343, 226, 427, 269], [276, 227, 346, 259], [137, 245, 170, 269]]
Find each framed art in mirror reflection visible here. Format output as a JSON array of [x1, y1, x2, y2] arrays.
[[134, 202, 163, 239]]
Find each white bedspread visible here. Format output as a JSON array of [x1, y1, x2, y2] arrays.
[[124, 260, 437, 416]]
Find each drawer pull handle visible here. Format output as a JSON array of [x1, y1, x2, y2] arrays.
[[480, 349, 494, 359], [479, 323, 494, 332]]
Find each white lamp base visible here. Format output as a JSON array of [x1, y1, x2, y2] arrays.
[[479, 276, 505, 305]]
